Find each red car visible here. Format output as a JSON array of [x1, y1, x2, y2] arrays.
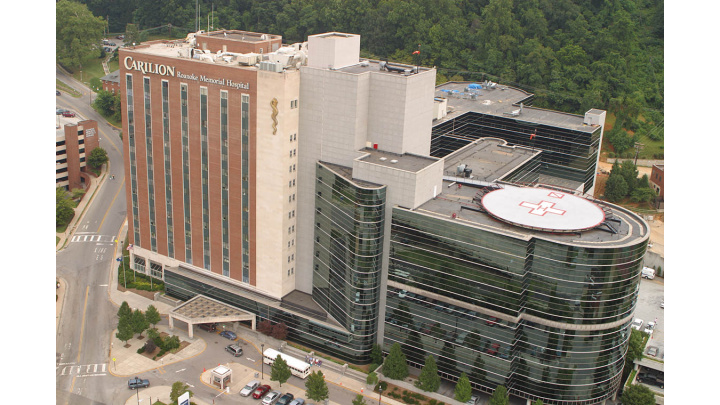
[[486, 316, 498, 326], [487, 343, 500, 356], [252, 384, 271, 399], [62, 111, 76, 117]]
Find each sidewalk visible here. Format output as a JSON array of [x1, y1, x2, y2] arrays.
[[56, 167, 107, 251]]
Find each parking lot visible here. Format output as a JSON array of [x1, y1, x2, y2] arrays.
[[634, 277, 665, 358]]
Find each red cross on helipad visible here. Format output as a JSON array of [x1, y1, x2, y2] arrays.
[[519, 200, 566, 216]]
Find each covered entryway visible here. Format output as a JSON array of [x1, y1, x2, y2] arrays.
[[168, 295, 256, 339]]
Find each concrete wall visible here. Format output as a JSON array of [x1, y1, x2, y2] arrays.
[[255, 69, 300, 299], [307, 33, 360, 69]]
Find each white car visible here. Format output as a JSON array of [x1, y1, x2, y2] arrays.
[[262, 391, 281, 405], [644, 321, 656, 335], [240, 380, 260, 397], [465, 394, 480, 405], [631, 318, 643, 330]]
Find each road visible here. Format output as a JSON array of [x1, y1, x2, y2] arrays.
[[56, 66, 128, 405]]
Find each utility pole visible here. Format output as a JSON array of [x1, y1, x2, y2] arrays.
[[633, 142, 645, 165]]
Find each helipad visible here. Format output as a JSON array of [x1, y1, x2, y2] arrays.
[[481, 187, 605, 232]]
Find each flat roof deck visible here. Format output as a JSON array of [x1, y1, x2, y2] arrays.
[[442, 138, 540, 182], [357, 148, 439, 173], [334, 59, 433, 76], [415, 183, 649, 247], [434, 82, 597, 133]]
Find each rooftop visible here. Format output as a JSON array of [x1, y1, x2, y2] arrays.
[[416, 183, 649, 247], [434, 82, 597, 133], [198, 30, 281, 42], [334, 59, 433, 77], [357, 148, 439, 173], [100, 70, 120, 84], [441, 138, 540, 183]]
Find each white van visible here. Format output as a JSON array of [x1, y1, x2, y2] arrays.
[[641, 267, 655, 279]]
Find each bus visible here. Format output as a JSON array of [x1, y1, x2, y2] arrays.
[[263, 348, 311, 379]]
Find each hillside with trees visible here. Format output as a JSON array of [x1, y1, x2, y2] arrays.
[[78, 0, 664, 157]]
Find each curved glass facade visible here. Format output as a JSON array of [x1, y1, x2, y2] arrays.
[[312, 163, 386, 363], [384, 207, 647, 404]]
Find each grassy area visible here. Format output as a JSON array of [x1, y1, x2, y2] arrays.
[[601, 112, 664, 160], [56, 199, 79, 233], [626, 369, 637, 387], [56, 79, 82, 97]]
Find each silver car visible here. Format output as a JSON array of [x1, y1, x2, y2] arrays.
[[262, 391, 281, 405], [288, 399, 305, 405], [240, 380, 260, 397]]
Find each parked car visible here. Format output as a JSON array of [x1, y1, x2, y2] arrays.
[[262, 390, 281, 405], [128, 377, 150, 389], [288, 399, 306, 405], [637, 372, 664, 389], [644, 321, 656, 335], [225, 344, 243, 357], [465, 394, 480, 405], [57, 108, 69, 115], [486, 316, 498, 326], [56, 90, 61, 96], [240, 380, 260, 396], [198, 323, 217, 332], [219, 330, 237, 340], [116, 34, 125, 39], [62, 111, 76, 117], [660, 300, 664, 308], [646, 346, 659, 357], [631, 318, 643, 330], [277, 393, 294, 405], [252, 385, 271, 399]]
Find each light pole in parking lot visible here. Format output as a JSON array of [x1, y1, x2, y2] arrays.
[[261, 343, 265, 380]]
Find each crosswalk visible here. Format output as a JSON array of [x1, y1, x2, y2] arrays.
[[71, 234, 115, 244], [57, 363, 107, 377]]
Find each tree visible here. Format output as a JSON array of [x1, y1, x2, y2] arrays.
[[618, 160, 640, 194], [271, 322, 288, 340], [626, 329, 645, 364], [366, 371, 379, 386], [489, 385, 509, 405], [305, 370, 329, 403], [532, 400, 544, 405], [370, 344, 384, 365], [56, 187, 74, 226], [145, 305, 161, 328], [124, 23, 141, 47], [88, 147, 109, 169], [117, 301, 132, 320], [352, 394, 368, 405], [604, 174, 628, 202], [620, 384, 655, 405], [131, 309, 149, 338], [258, 320, 274, 335], [116, 316, 134, 345], [271, 355, 292, 387], [169, 381, 194, 404], [382, 343, 409, 380], [415, 355, 440, 392], [93, 90, 119, 118], [56, 0, 106, 69], [454, 372, 472, 402], [143, 339, 156, 353]]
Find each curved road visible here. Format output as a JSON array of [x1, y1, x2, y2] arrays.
[[56, 66, 128, 405]]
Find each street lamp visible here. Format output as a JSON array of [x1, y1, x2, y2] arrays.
[[378, 385, 383, 404], [261, 343, 265, 380]]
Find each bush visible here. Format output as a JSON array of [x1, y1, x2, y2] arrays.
[[429, 400, 438, 405], [137, 347, 145, 354], [367, 372, 378, 385], [376, 381, 388, 392]]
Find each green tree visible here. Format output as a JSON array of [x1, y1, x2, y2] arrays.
[[93, 90, 117, 117], [352, 394, 368, 405], [604, 174, 628, 202], [145, 305, 161, 328], [620, 384, 655, 405], [131, 309, 149, 338], [116, 316, 134, 344], [88, 147, 109, 169], [124, 23, 141, 47], [70, 188, 86, 200], [489, 385, 509, 405], [370, 344, 384, 365], [382, 343, 409, 380], [532, 400, 544, 405], [619, 160, 640, 194], [367, 371, 378, 386], [117, 301, 132, 320], [415, 355, 440, 392], [454, 372, 472, 402], [56, 187, 74, 226], [169, 381, 194, 404], [305, 370, 329, 403], [271, 355, 292, 387], [56, 0, 106, 69]]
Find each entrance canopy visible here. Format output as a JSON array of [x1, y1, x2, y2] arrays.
[[169, 295, 255, 338]]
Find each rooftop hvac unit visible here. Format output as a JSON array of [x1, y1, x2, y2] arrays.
[[457, 164, 466, 175], [390, 159, 398, 164]]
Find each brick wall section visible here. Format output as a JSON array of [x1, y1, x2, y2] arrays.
[[120, 46, 258, 284]]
